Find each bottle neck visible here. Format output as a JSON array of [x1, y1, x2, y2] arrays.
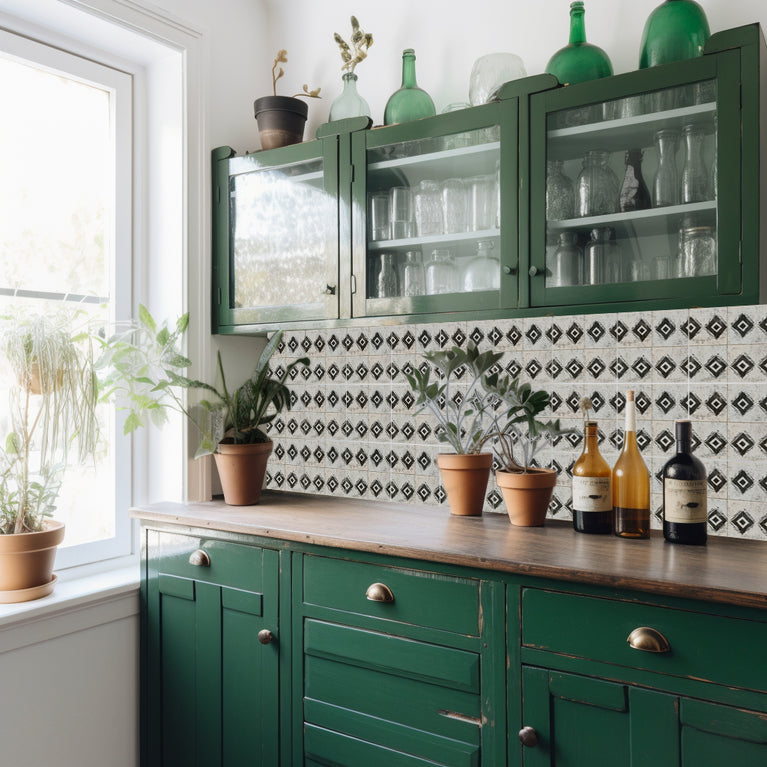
[[569, 7, 587, 45], [675, 421, 692, 453], [624, 398, 636, 434], [583, 423, 600, 453], [401, 53, 417, 88]]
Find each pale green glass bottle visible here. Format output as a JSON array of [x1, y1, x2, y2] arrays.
[[329, 72, 371, 121], [546, 1, 613, 86], [639, 0, 710, 68], [384, 48, 436, 125]]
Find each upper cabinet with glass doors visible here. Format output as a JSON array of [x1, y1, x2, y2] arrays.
[[349, 99, 519, 321], [527, 25, 765, 311]]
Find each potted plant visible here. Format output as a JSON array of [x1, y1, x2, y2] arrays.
[[405, 343, 503, 516], [0, 312, 100, 601], [254, 49, 321, 150], [99, 309, 308, 506], [481, 373, 573, 526]]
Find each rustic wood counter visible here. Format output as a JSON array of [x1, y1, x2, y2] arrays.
[[131, 491, 767, 611]]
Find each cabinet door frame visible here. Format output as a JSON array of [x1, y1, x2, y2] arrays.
[[527, 47, 743, 311]]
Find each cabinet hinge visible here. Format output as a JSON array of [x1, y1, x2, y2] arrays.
[[351, 274, 357, 294], [350, 164, 355, 183]]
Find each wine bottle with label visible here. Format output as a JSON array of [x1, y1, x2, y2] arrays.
[[663, 420, 707, 545], [613, 390, 650, 538], [572, 420, 612, 534]]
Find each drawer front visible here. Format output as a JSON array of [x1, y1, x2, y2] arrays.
[[302, 554, 481, 636], [149, 530, 267, 593], [522, 588, 767, 694]]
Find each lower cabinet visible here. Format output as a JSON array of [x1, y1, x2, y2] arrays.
[[143, 531, 280, 766]]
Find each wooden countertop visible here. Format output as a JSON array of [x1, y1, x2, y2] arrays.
[[131, 492, 767, 611]]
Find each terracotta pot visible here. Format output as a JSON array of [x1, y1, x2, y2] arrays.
[[214, 440, 273, 506], [0, 519, 65, 601], [497, 467, 557, 526], [253, 96, 308, 150], [436, 453, 493, 516]]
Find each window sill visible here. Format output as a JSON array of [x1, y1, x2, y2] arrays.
[[0, 561, 140, 654]]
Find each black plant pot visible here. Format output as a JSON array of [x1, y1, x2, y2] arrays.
[[253, 96, 308, 150]]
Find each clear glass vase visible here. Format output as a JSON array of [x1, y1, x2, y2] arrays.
[[463, 240, 500, 292], [681, 123, 708, 203], [653, 129, 681, 207], [329, 72, 371, 121], [576, 150, 619, 217]]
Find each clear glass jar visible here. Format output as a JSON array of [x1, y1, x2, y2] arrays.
[[414, 180, 443, 236], [576, 150, 619, 217], [376, 252, 399, 297], [680, 225, 716, 277], [425, 248, 459, 294], [463, 240, 500, 292], [585, 227, 622, 285], [548, 231, 582, 287], [440, 178, 468, 234], [653, 129, 680, 208], [402, 250, 425, 296], [681, 123, 708, 203], [546, 160, 575, 221]]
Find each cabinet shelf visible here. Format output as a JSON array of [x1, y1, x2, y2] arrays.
[[368, 228, 500, 251], [368, 141, 500, 173], [548, 103, 716, 161]]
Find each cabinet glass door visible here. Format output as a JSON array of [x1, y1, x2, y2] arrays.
[[213, 140, 339, 332], [529, 49, 741, 309], [352, 102, 518, 318]]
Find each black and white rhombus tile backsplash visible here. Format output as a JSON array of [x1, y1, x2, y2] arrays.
[[264, 304, 767, 542]]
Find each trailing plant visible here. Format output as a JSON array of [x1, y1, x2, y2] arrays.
[[334, 16, 374, 73], [271, 49, 321, 99], [405, 343, 503, 455]]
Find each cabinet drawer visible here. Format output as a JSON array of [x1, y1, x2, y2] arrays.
[[522, 588, 767, 694], [302, 555, 480, 636], [149, 530, 268, 593]]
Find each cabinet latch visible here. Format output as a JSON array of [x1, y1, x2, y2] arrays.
[[351, 274, 357, 294]]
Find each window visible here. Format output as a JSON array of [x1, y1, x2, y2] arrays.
[[0, 28, 132, 567]]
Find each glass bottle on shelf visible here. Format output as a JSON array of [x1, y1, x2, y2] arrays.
[[463, 239, 500, 292], [425, 248, 459, 294], [546, 160, 575, 221], [679, 225, 716, 277], [653, 129, 680, 207], [384, 48, 436, 125], [545, 1, 613, 86], [619, 149, 651, 212], [639, 0, 711, 69], [681, 123, 708, 203], [329, 72, 371, 121], [376, 253, 399, 298], [402, 250, 425, 297], [585, 227, 622, 284], [548, 231, 582, 288], [576, 150, 619, 217]]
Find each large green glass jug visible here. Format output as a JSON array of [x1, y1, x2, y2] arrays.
[[384, 48, 436, 125], [639, 0, 710, 68], [545, 1, 613, 86]]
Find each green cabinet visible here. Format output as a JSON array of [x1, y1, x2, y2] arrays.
[[211, 25, 765, 334], [142, 530, 280, 766]]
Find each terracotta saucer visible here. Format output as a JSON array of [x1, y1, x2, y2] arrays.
[[0, 574, 58, 604]]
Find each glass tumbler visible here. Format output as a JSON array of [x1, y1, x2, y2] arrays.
[[469, 174, 497, 231], [576, 150, 619, 217], [414, 180, 443, 236], [369, 192, 390, 241], [441, 178, 468, 234], [425, 248, 459, 294], [402, 250, 425, 296], [389, 186, 413, 239]]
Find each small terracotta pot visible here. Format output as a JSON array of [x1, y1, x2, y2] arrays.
[[497, 467, 557, 526], [253, 96, 308, 150], [0, 519, 65, 600], [436, 453, 493, 516], [214, 440, 273, 506]]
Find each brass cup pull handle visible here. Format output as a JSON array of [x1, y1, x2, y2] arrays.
[[365, 582, 394, 603], [258, 629, 275, 645], [627, 626, 671, 653], [519, 726, 538, 747], [188, 549, 210, 567]]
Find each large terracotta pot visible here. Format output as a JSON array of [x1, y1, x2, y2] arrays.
[[497, 467, 557, 526], [253, 96, 308, 150], [0, 519, 65, 603], [214, 440, 273, 506], [436, 453, 493, 516]]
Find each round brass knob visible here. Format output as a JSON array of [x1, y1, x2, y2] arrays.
[[528, 265, 540, 277], [519, 726, 538, 747], [188, 549, 210, 567], [258, 629, 274, 645], [627, 626, 670, 653], [365, 582, 394, 603]]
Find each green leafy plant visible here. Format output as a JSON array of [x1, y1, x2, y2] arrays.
[[271, 49, 321, 99], [334, 16, 373, 73]]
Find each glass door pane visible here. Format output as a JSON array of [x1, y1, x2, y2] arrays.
[[543, 78, 717, 293]]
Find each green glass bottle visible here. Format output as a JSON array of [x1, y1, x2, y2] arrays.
[[639, 0, 710, 68], [545, 1, 613, 86], [384, 48, 436, 125]]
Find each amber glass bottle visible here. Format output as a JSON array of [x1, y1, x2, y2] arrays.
[[572, 421, 612, 534], [613, 391, 651, 538]]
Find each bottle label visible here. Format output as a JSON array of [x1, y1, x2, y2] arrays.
[[572, 476, 612, 512], [664, 479, 707, 523]]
